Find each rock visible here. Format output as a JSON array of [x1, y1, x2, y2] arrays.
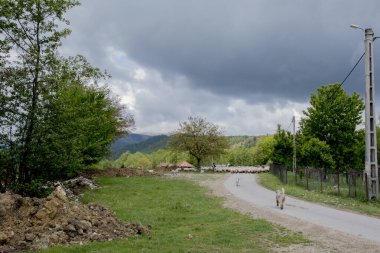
[[25, 233, 36, 242], [74, 221, 90, 233], [35, 207, 49, 220], [71, 205, 80, 213], [48, 223, 56, 229], [0, 206, 6, 217], [0, 231, 14, 244], [34, 236, 49, 249], [0, 232, 9, 244], [79, 220, 92, 231], [44, 199, 61, 218], [29, 206, 39, 215], [17, 240, 27, 247], [35, 188, 65, 220], [64, 224, 76, 232], [92, 220, 101, 227], [89, 232, 101, 241], [0, 192, 17, 211], [64, 176, 100, 190], [77, 229, 84, 235], [53, 231, 68, 243], [51, 186, 67, 202]]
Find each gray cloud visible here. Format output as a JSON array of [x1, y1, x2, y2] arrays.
[[61, 0, 380, 134]]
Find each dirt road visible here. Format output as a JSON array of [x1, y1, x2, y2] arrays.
[[183, 173, 380, 253]]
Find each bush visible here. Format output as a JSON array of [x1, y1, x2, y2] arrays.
[[10, 179, 52, 198]]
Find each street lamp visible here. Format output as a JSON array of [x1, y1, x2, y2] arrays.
[[351, 24, 378, 200], [350, 24, 364, 31]]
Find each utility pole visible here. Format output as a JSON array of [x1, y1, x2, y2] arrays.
[[364, 28, 378, 200], [292, 116, 296, 173]]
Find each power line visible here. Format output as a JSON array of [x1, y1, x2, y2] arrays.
[[323, 52, 366, 104], [340, 36, 379, 87], [285, 118, 293, 132], [340, 52, 365, 87]]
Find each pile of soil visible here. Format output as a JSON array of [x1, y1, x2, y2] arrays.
[[82, 168, 160, 178], [0, 185, 149, 252]]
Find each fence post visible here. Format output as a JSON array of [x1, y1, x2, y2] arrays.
[[354, 173, 357, 198], [285, 168, 288, 184], [306, 168, 309, 191], [365, 172, 369, 200], [320, 168, 323, 193], [337, 172, 340, 195]]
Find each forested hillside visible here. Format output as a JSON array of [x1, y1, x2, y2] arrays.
[[110, 134, 264, 159], [110, 134, 169, 159], [227, 136, 264, 148], [110, 134, 151, 159]]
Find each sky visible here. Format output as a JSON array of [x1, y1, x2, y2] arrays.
[[61, 0, 380, 136]]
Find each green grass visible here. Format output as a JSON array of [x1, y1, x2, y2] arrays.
[[259, 173, 380, 217], [32, 176, 309, 253]]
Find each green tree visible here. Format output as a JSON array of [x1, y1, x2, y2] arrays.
[[226, 147, 253, 166], [0, 0, 80, 184], [347, 129, 365, 171], [298, 137, 334, 170], [169, 117, 229, 168], [271, 125, 293, 168], [122, 152, 152, 169], [299, 83, 364, 172], [147, 149, 189, 168], [252, 135, 275, 165], [29, 56, 133, 179], [0, 1, 134, 193]]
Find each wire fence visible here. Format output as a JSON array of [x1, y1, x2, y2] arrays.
[[269, 164, 379, 199]]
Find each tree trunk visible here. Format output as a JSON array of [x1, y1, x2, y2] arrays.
[[196, 157, 201, 169], [19, 12, 42, 185], [19, 71, 39, 185]]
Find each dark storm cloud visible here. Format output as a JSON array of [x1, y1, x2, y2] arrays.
[[64, 0, 380, 103], [60, 0, 380, 134]]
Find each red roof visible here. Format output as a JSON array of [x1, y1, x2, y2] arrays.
[[177, 161, 194, 168]]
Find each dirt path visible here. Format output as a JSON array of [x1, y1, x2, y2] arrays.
[[178, 173, 380, 253]]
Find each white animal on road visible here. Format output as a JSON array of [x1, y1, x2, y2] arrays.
[[275, 187, 285, 210]]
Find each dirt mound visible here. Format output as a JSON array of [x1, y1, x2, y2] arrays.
[[82, 168, 160, 178], [0, 186, 149, 252]]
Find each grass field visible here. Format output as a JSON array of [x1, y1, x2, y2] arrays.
[[32, 176, 309, 253], [259, 172, 380, 217]]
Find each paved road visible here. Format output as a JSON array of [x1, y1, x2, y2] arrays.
[[224, 173, 380, 243]]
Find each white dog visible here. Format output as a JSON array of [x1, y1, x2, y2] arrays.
[[236, 178, 240, 187], [276, 188, 285, 210]]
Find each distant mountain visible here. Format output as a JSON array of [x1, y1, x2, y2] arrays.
[[110, 134, 263, 159], [117, 133, 152, 145], [110, 134, 169, 159], [122, 135, 169, 154], [110, 133, 152, 159]]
